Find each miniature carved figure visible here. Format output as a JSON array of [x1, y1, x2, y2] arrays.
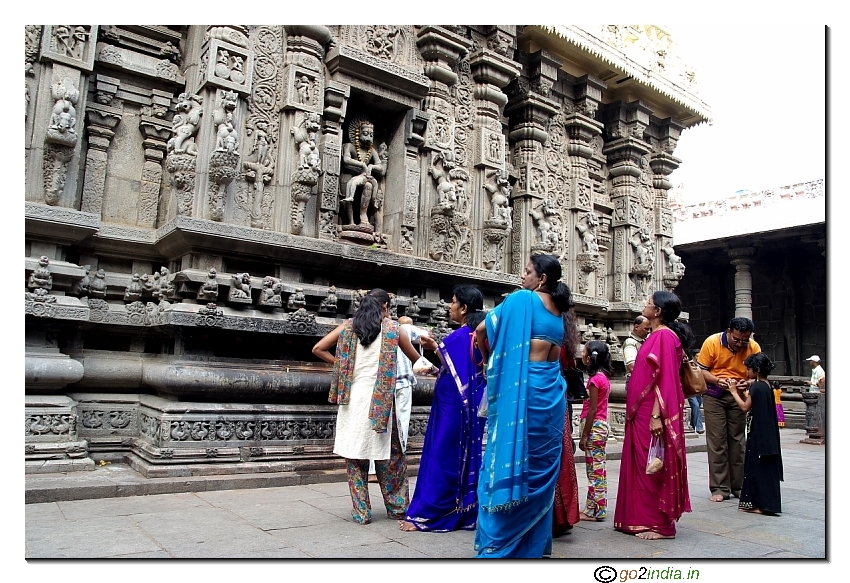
[[287, 288, 306, 311], [295, 75, 312, 105], [69, 26, 87, 60], [230, 55, 245, 83], [405, 296, 420, 319], [167, 93, 203, 155], [530, 201, 559, 248], [53, 25, 73, 56], [631, 227, 655, 269], [28, 256, 53, 290], [215, 49, 231, 78], [576, 212, 600, 253], [340, 116, 387, 227], [294, 113, 321, 173], [47, 79, 80, 145], [158, 267, 175, 299], [89, 269, 107, 298], [124, 273, 143, 302], [259, 276, 283, 306], [141, 274, 158, 299], [230, 273, 252, 300], [431, 299, 449, 325], [488, 132, 501, 161], [483, 169, 512, 225], [214, 92, 240, 154], [365, 25, 399, 59], [250, 121, 272, 167], [72, 265, 91, 297], [662, 240, 685, 276], [319, 285, 338, 313], [198, 268, 219, 301], [429, 151, 457, 211]]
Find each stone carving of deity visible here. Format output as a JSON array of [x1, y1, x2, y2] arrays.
[[259, 276, 283, 307], [662, 240, 685, 276], [340, 116, 387, 228], [483, 169, 512, 226], [429, 151, 457, 212], [230, 273, 252, 300], [576, 212, 600, 253], [124, 273, 143, 302], [47, 78, 80, 146], [69, 26, 87, 59], [28, 256, 53, 290], [405, 296, 420, 319], [197, 268, 219, 302], [364, 25, 399, 60], [295, 75, 312, 105], [319, 286, 338, 313], [488, 133, 501, 161], [630, 228, 655, 271], [287, 288, 307, 311], [89, 269, 107, 298], [167, 93, 204, 155], [530, 201, 559, 249]]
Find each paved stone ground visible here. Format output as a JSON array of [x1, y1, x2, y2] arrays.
[[24, 429, 826, 572]]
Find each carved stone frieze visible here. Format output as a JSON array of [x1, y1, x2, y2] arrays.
[[41, 25, 98, 71], [198, 38, 253, 95], [283, 308, 319, 335]]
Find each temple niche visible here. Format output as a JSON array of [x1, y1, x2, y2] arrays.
[[23, 25, 709, 476]]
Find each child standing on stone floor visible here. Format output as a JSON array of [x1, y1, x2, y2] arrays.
[[728, 353, 783, 515], [578, 340, 612, 521]]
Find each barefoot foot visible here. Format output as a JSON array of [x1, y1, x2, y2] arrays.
[[710, 494, 727, 502], [398, 520, 419, 531], [580, 513, 604, 522], [635, 531, 674, 540]]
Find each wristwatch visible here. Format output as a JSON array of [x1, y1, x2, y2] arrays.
[[651, 414, 661, 419]]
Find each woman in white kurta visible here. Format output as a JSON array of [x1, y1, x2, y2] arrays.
[[313, 288, 422, 524]]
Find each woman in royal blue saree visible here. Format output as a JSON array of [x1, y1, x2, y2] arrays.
[[400, 285, 487, 532], [473, 255, 574, 558]]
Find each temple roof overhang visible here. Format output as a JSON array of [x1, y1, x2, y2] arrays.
[[519, 25, 712, 128]]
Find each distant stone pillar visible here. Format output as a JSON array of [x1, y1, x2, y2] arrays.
[[80, 103, 122, 216], [800, 392, 825, 445], [729, 247, 755, 320]]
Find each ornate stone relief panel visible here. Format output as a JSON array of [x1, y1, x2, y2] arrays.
[[40, 25, 98, 71]]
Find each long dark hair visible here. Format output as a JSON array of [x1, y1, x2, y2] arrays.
[[452, 284, 485, 330], [585, 340, 612, 377], [352, 288, 389, 347], [529, 254, 578, 351], [745, 352, 775, 378], [651, 290, 695, 350]]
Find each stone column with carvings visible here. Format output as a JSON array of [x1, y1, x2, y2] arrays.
[[729, 247, 755, 320], [138, 89, 173, 227], [81, 90, 122, 216], [281, 26, 329, 235], [467, 34, 522, 271], [417, 26, 472, 261], [317, 80, 349, 240], [193, 26, 254, 222], [564, 74, 605, 300], [503, 50, 560, 273], [29, 26, 99, 209], [650, 118, 684, 291], [604, 100, 654, 308]]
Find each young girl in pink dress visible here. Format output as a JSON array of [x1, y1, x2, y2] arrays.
[[578, 340, 612, 521]]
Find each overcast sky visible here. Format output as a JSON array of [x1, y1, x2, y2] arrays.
[[667, 25, 827, 203]]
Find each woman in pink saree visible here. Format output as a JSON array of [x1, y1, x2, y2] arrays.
[[614, 290, 694, 539]]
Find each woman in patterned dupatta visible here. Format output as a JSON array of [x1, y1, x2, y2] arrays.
[[400, 284, 487, 532], [473, 254, 574, 558], [614, 290, 694, 539], [313, 288, 423, 525]]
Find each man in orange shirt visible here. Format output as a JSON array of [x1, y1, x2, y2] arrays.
[[697, 317, 761, 502]]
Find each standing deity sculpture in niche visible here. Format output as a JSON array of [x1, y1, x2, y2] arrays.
[[340, 116, 387, 230], [630, 227, 655, 272], [483, 169, 512, 226], [576, 212, 601, 254], [167, 93, 204, 155], [530, 201, 559, 250], [429, 151, 458, 212]]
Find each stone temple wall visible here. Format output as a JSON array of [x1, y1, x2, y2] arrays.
[[24, 25, 709, 476]]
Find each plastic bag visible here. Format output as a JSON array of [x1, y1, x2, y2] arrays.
[[646, 434, 665, 474], [477, 386, 489, 418]]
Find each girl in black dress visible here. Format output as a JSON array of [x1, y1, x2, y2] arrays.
[[728, 352, 783, 514]]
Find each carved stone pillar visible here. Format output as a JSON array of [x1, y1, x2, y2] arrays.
[[138, 92, 173, 227], [282, 25, 329, 235], [800, 392, 825, 445], [80, 101, 122, 216], [466, 45, 521, 271], [650, 118, 684, 291], [604, 100, 654, 307], [729, 247, 755, 320], [416, 26, 472, 259], [194, 26, 254, 222], [317, 80, 349, 240]]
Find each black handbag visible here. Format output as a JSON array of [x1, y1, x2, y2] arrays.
[[564, 367, 588, 402]]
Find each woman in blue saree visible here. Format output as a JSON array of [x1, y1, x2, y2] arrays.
[[473, 254, 574, 558], [400, 285, 487, 531]]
